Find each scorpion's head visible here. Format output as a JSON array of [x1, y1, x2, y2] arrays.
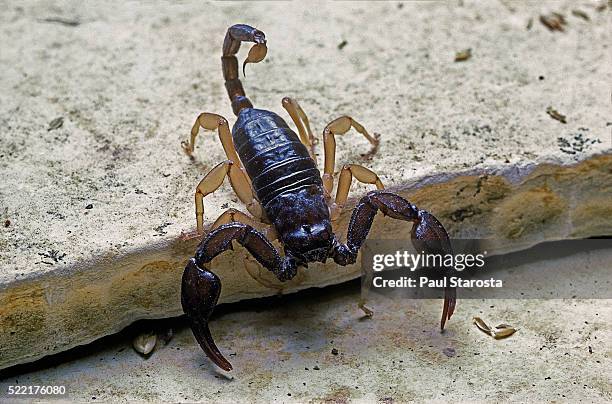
[[271, 186, 336, 266], [283, 221, 335, 265]]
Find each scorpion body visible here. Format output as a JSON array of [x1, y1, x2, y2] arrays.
[[181, 24, 456, 371], [234, 109, 319, 211], [233, 108, 332, 269]]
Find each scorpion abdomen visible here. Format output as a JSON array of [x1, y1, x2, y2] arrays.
[[232, 108, 323, 209]]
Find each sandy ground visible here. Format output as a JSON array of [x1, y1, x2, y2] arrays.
[[0, 243, 610, 402]]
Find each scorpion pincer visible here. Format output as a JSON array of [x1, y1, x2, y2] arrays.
[[181, 24, 456, 371]]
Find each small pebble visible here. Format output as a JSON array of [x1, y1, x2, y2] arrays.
[[454, 48, 472, 62], [331, 348, 339, 355], [133, 332, 157, 356], [47, 117, 64, 131]]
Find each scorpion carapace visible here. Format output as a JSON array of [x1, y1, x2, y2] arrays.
[[181, 24, 456, 371]]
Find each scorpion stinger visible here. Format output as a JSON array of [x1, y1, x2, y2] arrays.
[[222, 24, 267, 116], [242, 41, 267, 76]]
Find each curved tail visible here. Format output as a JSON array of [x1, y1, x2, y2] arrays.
[[222, 24, 267, 116]]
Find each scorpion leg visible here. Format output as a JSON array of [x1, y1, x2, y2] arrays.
[[330, 164, 384, 221], [210, 208, 277, 240], [182, 113, 241, 166], [332, 190, 456, 330], [282, 97, 316, 161], [194, 160, 262, 235], [182, 113, 252, 187], [182, 222, 296, 371], [182, 113, 269, 225], [322, 116, 380, 198]]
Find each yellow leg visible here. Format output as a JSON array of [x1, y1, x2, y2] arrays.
[[194, 160, 262, 234], [182, 113, 242, 169], [184, 112, 264, 225], [322, 116, 380, 198], [330, 164, 384, 221], [210, 208, 277, 240], [282, 97, 316, 160]]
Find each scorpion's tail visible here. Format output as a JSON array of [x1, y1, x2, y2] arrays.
[[222, 24, 267, 116]]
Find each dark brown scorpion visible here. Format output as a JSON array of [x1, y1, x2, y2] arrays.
[[181, 24, 456, 371]]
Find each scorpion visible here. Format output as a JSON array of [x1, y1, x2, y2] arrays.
[[181, 24, 456, 371]]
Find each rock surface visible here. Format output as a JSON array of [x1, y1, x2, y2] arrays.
[[0, 1, 610, 369]]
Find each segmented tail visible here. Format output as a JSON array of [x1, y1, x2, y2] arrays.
[[221, 24, 267, 116]]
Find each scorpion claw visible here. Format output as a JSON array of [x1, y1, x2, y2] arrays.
[[191, 320, 233, 371], [410, 209, 456, 331], [181, 258, 233, 371], [440, 286, 456, 331], [242, 43, 267, 76]]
